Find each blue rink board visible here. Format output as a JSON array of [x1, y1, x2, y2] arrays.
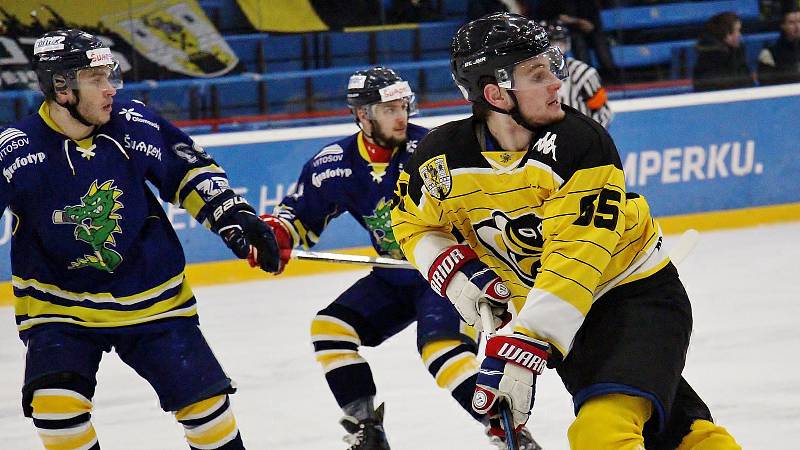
[[1, 92, 799, 279]]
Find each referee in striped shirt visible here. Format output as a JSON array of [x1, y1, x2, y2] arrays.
[[542, 21, 614, 128]]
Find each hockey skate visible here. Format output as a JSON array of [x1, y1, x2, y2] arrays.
[[487, 426, 543, 450], [340, 403, 390, 450]]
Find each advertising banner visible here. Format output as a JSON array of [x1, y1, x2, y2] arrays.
[[0, 90, 798, 279]]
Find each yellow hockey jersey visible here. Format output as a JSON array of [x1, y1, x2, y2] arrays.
[[391, 107, 669, 356]]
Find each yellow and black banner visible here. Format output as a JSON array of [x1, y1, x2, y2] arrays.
[[0, 0, 239, 89], [236, 0, 382, 32], [237, 0, 329, 32]]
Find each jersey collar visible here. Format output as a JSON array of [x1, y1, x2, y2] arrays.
[[39, 102, 95, 150], [357, 131, 397, 183], [480, 124, 527, 173]]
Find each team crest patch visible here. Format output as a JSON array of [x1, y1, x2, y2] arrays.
[[53, 179, 124, 272], [419, 155, 451, 200]]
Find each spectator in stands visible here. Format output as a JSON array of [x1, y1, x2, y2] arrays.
[[758, 7, 800, 85], [693, 12, 755, 91], [528, 0, 621, 83], [389, 0, 443, 23]]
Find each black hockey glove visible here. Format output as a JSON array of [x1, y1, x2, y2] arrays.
[[210, 198, 281, 273]]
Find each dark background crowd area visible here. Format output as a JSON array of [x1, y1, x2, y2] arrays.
[[3, 0, 800, 128], [194, 0, 800, 86]]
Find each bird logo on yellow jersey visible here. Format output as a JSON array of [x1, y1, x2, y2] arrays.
[[474, 211, 544, 286]]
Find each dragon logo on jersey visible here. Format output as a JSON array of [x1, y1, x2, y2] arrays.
[[474, 211, 544, 286], [419, 155, 451, 200], [363, 197, 404, 259], [53, 179, 124, 272]]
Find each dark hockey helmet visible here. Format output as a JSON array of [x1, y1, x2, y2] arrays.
[[541, 20, 570, 43], [32, 29, 122, 99], [346, 66, 418, 116], [450, 13, 568, 103]]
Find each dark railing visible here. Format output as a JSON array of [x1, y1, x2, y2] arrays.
[[1, 59, 454, 125]]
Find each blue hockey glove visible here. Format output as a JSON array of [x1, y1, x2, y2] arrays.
[[473, 334, 550, 434], [427, 245, 512, 332], [210, 198, 282, 273]]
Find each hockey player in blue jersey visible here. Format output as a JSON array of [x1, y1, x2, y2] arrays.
[[0, 29, 283, 450], [257, 66, 542, 450]]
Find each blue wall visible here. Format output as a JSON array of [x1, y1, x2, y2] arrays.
[[1, 90, 799, 279], [611, 95, 798, 216]]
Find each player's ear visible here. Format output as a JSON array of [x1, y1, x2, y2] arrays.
[[53, 89, 73, 105], [356, 107, 374, 134], [356, 106, 368, 122], [483, 83, 511, 110]]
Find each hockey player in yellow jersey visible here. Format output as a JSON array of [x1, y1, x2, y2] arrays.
[[391, 13, 741, 450]]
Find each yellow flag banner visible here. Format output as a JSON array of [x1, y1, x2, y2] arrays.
[[0, 0, 239, 85], [236, 0, 383, 32], [237, 0, 329, 32]]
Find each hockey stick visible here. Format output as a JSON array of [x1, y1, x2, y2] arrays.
[[479, 302, 519, 450], [473, 229, 699, 450], [669, 229, 700, 265], [290, 228, 698, 270], [289, 250, 414, 269]]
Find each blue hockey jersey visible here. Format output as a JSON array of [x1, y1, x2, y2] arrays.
[[0, 100, 237, 337], [275, 123, 428, 267]]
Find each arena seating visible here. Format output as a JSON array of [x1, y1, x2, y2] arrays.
[[600, 0, 760, 31], [0, 0, 784, 129]]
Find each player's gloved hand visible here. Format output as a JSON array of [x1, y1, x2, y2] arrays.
[[472, 334, 550, 434], [427, 244, 511, 332], [211, 199, 281, 273], [255, 214, 293, 274]]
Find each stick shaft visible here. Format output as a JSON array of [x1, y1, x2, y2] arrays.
[[478, 302, 517, 449], [669, 229, 700, 265], [289, 250, 414, 269], [478, 302, 495, 338], [290, 228, 698, 271]]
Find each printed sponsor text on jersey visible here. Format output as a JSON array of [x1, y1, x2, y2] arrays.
[[311, 168, 352, 187]]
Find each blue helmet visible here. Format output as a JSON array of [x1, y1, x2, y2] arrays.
[[346, 66, 417, 115], [32, 29, 122, 99]]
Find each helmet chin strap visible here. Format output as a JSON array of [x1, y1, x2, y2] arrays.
[[484, 91, 539, 133], [57, 89, 96, 129]]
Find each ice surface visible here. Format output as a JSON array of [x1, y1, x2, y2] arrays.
[[1, 222, 798, 449]]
